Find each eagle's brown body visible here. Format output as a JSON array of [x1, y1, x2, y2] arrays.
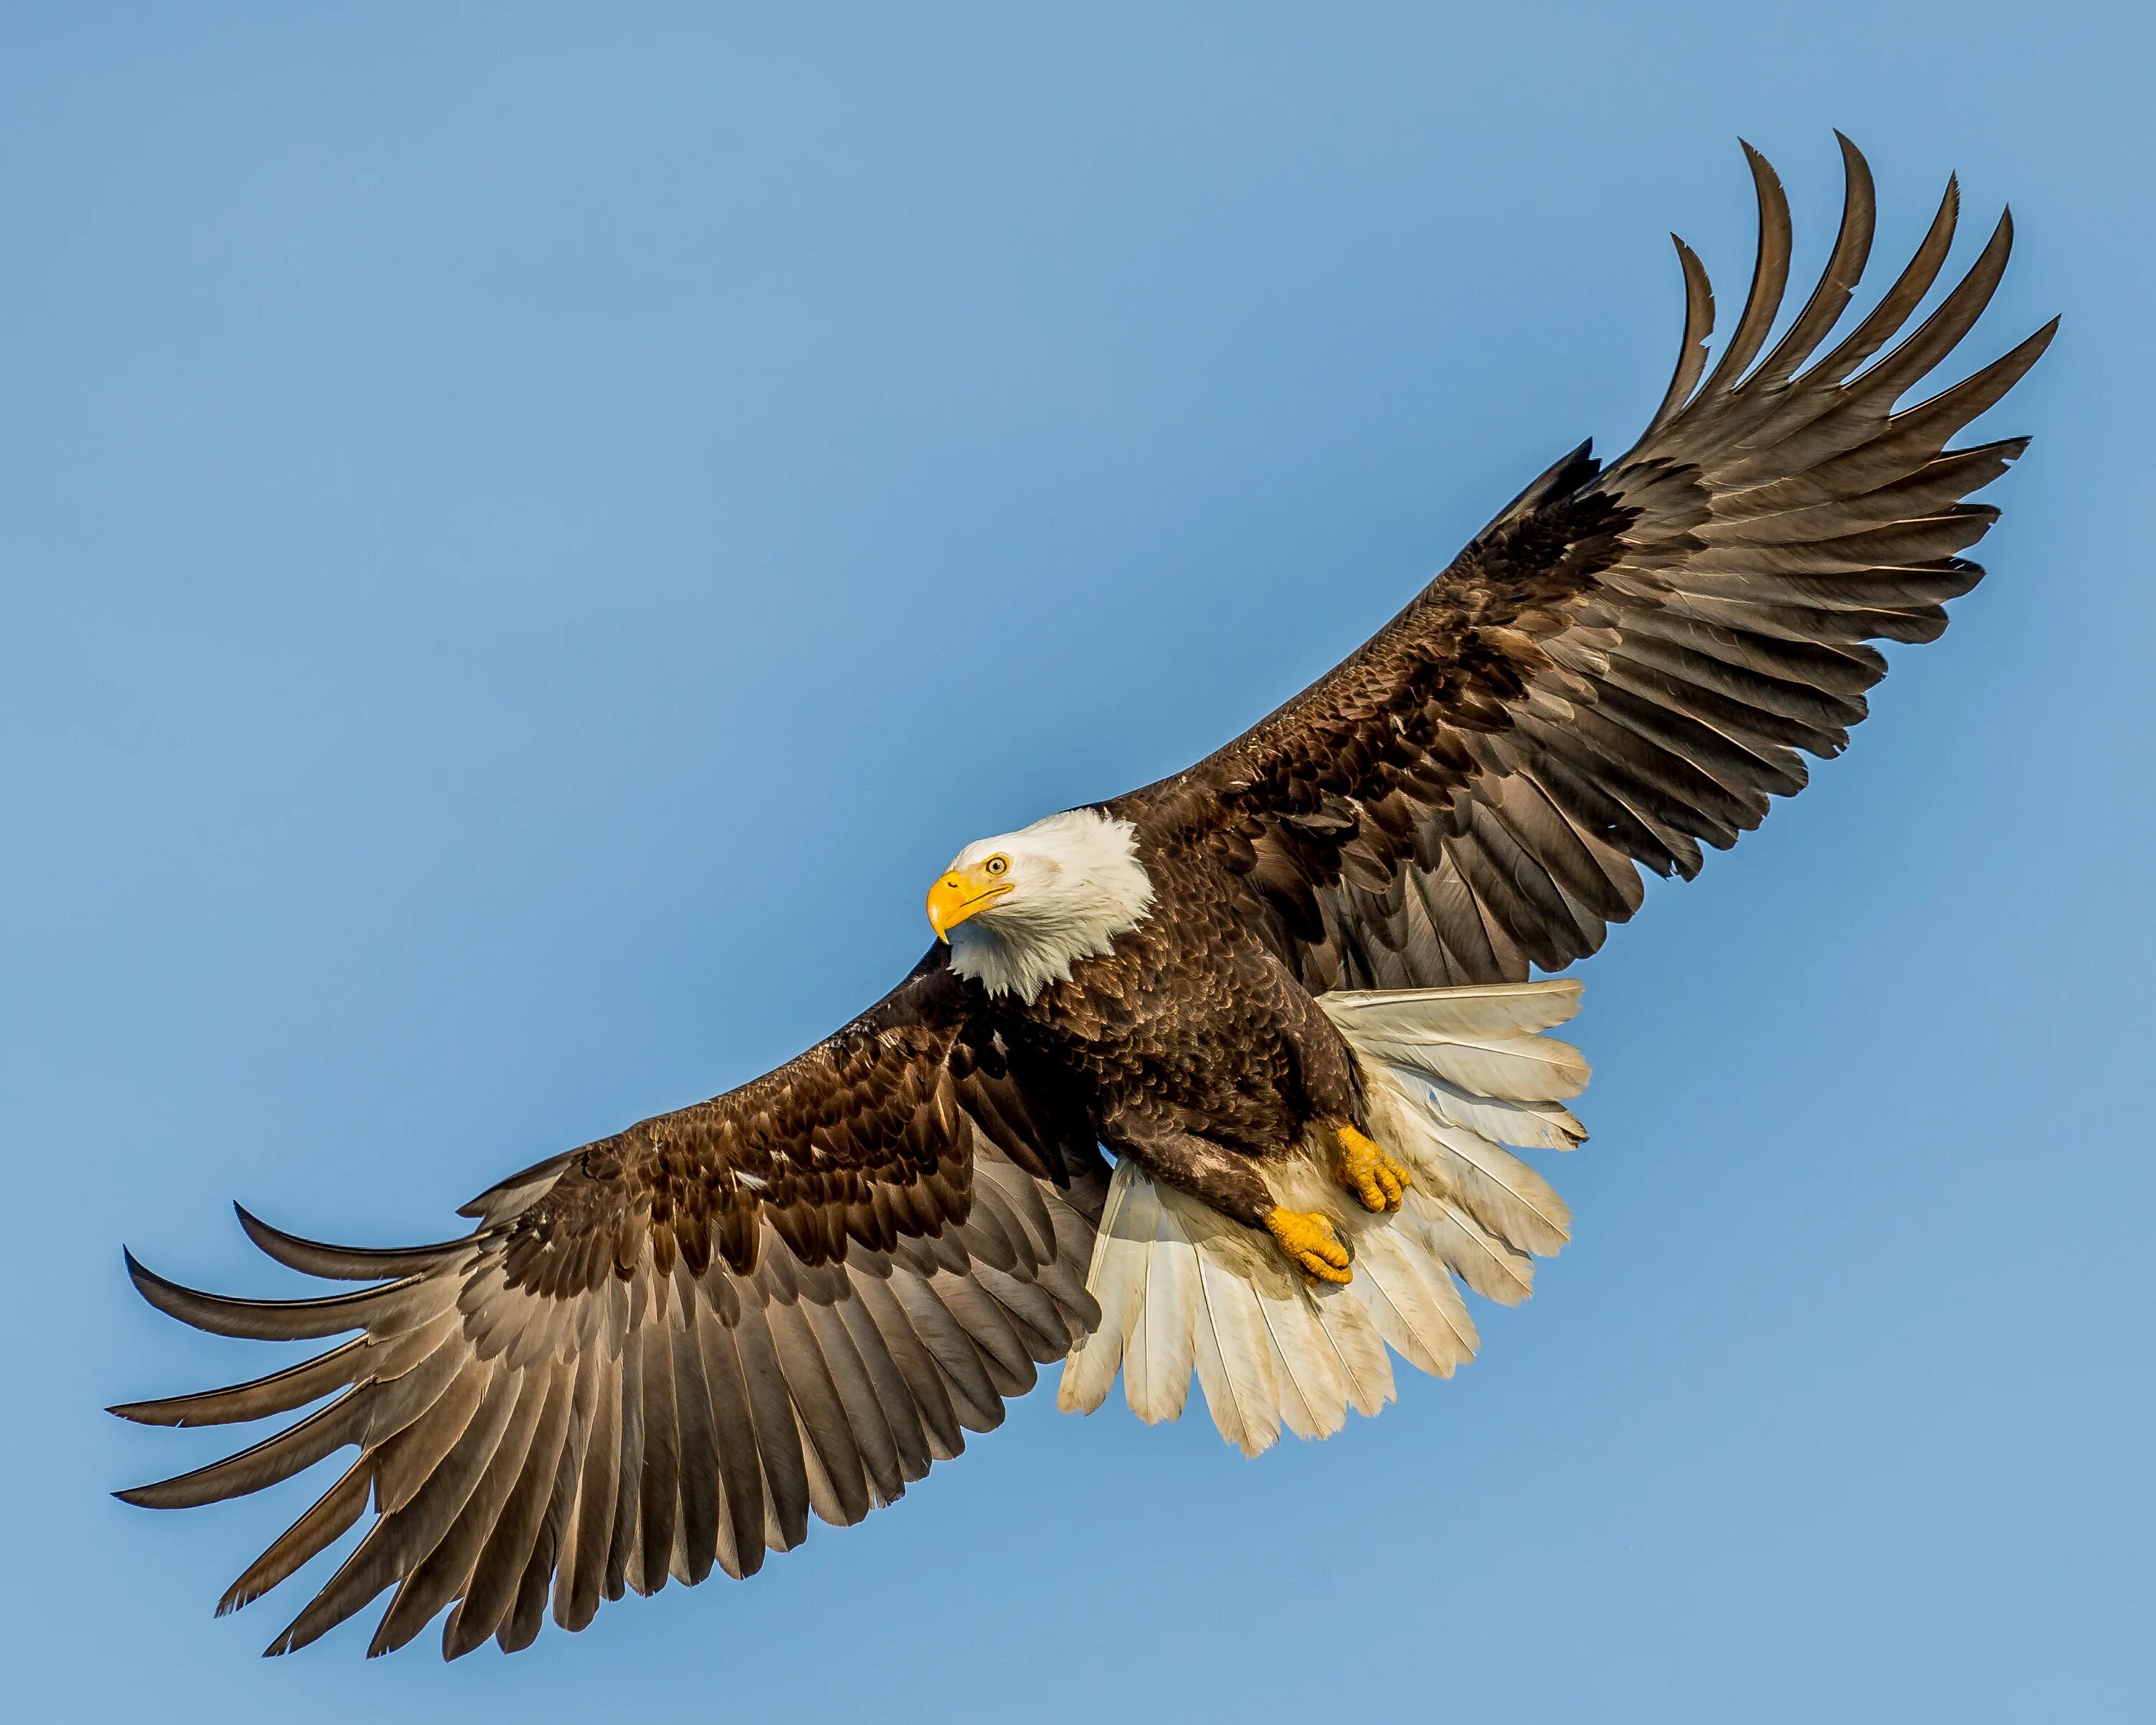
[[992, 833, 1363, 1227], [114, 139, 2053, 1662]]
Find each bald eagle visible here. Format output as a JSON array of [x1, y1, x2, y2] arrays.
[[115, 138, 2052, 1660]]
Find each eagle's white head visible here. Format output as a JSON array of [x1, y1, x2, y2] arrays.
[[926, 807, 1155, 1003]]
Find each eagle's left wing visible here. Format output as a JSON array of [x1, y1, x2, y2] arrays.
[[113, 956, 1105, 1658], [1116, 138, 2053, 992]]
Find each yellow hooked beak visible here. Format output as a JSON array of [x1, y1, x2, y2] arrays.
[[926, 863, 1013, 942]]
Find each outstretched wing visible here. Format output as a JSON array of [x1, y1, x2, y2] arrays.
[[1118, 137, 2054, 990], [113, 954, 1105, 1659]]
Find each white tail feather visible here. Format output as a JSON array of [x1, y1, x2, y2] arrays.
[[1058, 1164, 1150, 1414], [1352, 1225, 1476, 1378], [1128, 1184, 1198, 1423], [1319, 980, 1583, 1039], [1192, 1250, 1281, 1457], [1401, 1070, 1585, 1151], [1057, 978, 1590, 1453], [1416, 1119, 1573, 1257], [1411, 1192, 1536, 1305], [1307, 1276, 1396, 1417], [1253, 1275, 1344, 1440]]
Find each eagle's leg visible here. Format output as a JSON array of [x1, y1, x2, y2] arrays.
[[1330, 1122, 1410, 1213], [1275, 979, 1409, 1217], [1105, 1111, 1353, 1286]]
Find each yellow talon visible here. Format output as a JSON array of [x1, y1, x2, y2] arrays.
[[1334, 1123, 1410, 1213], [1264, 1207, 1352, 1285]]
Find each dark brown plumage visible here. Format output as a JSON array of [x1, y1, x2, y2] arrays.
[[114, 137, 2050, 1658]]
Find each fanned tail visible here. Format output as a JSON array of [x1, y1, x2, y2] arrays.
[[1057, 980, 1588, 1455]]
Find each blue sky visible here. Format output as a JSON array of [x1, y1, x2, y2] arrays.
[[4, 4, 2150, 1719]]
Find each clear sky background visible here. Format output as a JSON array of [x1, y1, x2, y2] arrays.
[[4, 4, 2149, 1720]]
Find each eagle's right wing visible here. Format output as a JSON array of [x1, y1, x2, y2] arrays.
[[113, 954, 1106, 1659], [1119, 137, 2053, 991]]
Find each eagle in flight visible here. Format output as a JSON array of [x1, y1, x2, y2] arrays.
[[115, 138, 2052, 1659]]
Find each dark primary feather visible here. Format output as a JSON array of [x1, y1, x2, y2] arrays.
[[1119, 134, 2051, 991], [115, 957, 1106, 1658]]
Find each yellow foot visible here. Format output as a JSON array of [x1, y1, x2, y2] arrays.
[[1333, 1123, 1410, 1213], [1263, 1207, 1352, 1285]]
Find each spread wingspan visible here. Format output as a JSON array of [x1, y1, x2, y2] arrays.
[[114, 137, 2053, 1657]]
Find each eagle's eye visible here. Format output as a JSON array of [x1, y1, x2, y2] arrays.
[[985, 855, 1010, 876]]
